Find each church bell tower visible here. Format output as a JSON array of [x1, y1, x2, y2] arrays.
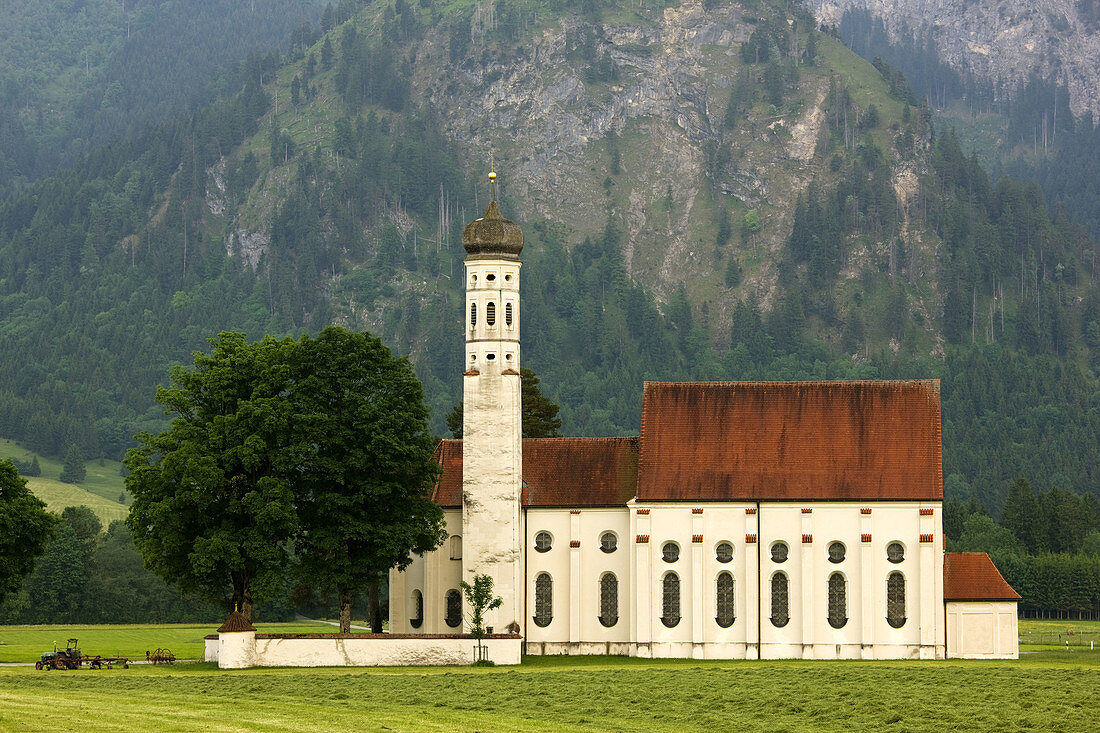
[[460, 172, 524, 632]]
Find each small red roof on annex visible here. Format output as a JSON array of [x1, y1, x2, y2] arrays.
[[637, 381, 943, 502], [431, 437, 638, 508], [944, 552, 1021, 601]]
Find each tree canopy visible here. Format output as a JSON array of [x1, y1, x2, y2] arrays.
[[125, 332, 302, 621], [124, 327, 444, 623], [291, 327, 444, 632], [0, 459, 58, 605]]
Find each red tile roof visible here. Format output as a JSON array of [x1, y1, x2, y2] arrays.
[[431, 437, 638, 508], [944, 552, 1021, 601], [637, 381, 943, 502]]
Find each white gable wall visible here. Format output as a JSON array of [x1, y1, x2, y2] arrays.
[[946, 601, 1019, 658]]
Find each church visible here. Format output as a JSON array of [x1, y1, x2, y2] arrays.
[[388, 181, 1021, 661]]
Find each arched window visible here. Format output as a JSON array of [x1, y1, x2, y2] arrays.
[[828, 573, 847, 629], [410, 590, 423, 629], [716, 571, 735, 628], [887, 542, 905, 564], [661, 573, 681, 627], [534, 531, 552, 553], [534, 573, 553, 627], [662, 542, 680, 563], [715, 542, 733, 563], [600, 532, 617, 553], [771, 542, 789, 563], [599, 573, 618, 627], [828, 542, 846, 564], [505, 302, 513, 327], [887, 572, 906, 628], [445, 589, 462, 628], [450, 535, 462, 560], [470, 302, 477, 327], [770, 572, 789, 628], [486, 302, 496, 326]]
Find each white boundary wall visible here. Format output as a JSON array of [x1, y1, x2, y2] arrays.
[[215, 631, 522, 668]]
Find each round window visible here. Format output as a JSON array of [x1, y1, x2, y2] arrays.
[[887, 542, 905, 564], [662, 542, 680, 563], [770, 542, 789, 563], [715, 542, 733, 563], [535, 531, 552, 553], [600, 532, 617, 553], [828, 542, 846, 564]]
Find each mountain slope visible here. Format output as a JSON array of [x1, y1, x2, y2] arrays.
[[0, 0, 1096, 511], [810, 0, 1100, 116]]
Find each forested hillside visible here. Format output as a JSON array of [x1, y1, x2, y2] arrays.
[[0, 0, 327, 194], [0, 0, 1097, 519]]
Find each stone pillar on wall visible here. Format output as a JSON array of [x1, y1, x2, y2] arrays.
[[860, 507, 874, 660], [800, 508, 814, 659], [918, 506, 936, 659], [691, 508, 704, 657], [569, 510, 582, 642], [633, 507, 652, 654], [745, 507, 759, 660]]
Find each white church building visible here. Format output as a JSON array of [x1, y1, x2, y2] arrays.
[[387, 187, 1021, 661]]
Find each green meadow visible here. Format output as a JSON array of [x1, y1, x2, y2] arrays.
[[0, 622, 339, 664], [0, 652, 1096, 732]]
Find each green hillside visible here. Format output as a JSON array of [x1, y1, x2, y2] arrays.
[[0, 0, 327, 192], [0, 439, 126, 524], [0, 0, 1096, 513]]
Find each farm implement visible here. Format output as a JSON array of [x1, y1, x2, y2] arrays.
[[36, 639, 130, 670]]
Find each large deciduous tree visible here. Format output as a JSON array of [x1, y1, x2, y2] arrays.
[[124, 333, 301, 622], [292, 327, 445, 633], [0, 460, 58, 605], [125, 328, 446, 627]]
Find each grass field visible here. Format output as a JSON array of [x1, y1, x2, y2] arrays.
[[0, 622, 340, 664], [1019, 617, 1100, 651], [0, 652, 1096, 731]]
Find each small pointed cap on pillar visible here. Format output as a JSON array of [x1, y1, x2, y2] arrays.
[[217, 610, 257, 633], [462, 173, 523, 259]]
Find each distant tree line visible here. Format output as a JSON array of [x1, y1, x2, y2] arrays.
[[946, 478, 1100, 618]]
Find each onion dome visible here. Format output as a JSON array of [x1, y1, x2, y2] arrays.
[[462, 199, 524, 260]]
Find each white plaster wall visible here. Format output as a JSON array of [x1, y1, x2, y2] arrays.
[[204, 636, 219, 663], [217, 631, 256, 669], [645, 507, 693, 650], [397, 497, 946, 662], [946, 601, 1019, 659], [524, 508, 632, 644], [390, 510, 463, 635], [524, 509, 571, 643], [577, 509, 633, 643], [218, 632, 521, 667]]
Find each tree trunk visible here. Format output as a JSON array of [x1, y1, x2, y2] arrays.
[[369, 580, 383, 633], [231, 578, 254, 623], [338, 585, 352, 634]]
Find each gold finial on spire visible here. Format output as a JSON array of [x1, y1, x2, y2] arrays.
[[488, 151, 498, 200]]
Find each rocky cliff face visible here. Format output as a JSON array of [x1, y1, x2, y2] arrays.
[[810, 0, 1100, 116], [405, 0, 830, 315]]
